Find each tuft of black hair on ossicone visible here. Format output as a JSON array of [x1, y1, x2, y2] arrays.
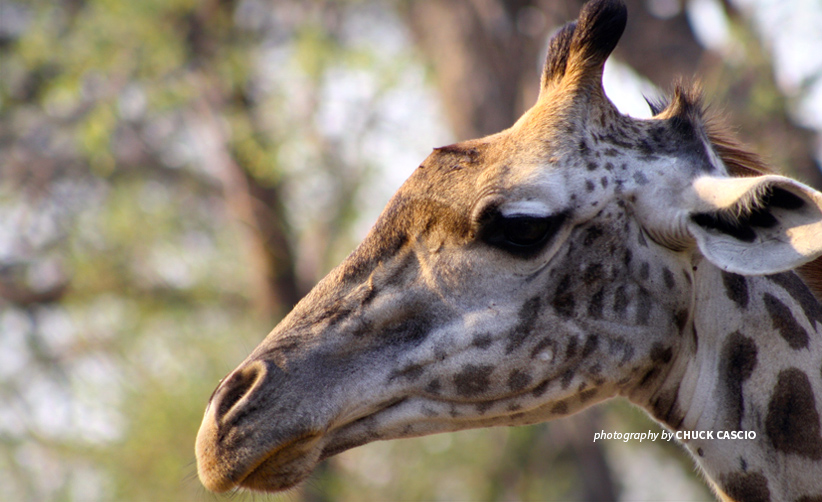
[[570, 0, 628, 68], [541, 21, 577, 87], [645, 95, 666, 116]]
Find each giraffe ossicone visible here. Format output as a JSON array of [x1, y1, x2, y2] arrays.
[[195, 0, 822, 499]]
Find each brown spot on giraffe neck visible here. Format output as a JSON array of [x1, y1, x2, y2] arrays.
[[506, 296, 541, 354], [639, 262, 650, 280], [560, 368, 575, 389], [674, 308, 690, 336], [719, 331, 757, 430], [425, 379, 441, 395], [613, 285, 629, 315], [552, 275, 576, 318], [454, 364, 494, 397], [582, 263, 603, 286], [632, 171, 649, 185], [645, 343, 670, 366], [763, 293, 810, 350], [380, 312, 435, 348], [719, 471, 770, 502], [581, 334, 599, 358], [588, 288, 605, 318], [637, 367, 659, 388], [577, 138, 591, 156], [765, 368, 822, 459], [507, 369, 532, 392], [472, 333, 494, 349], [721, 271, 749, 309], [766, 272, 822, 329], [389, 364, 425, 383], [550, 400, 568, 415], [651, 383, 683, 429], [476, 402, 493, 415], [636, 229, 648, 247], [622, 248, 632, 267], [662, 267, 676, 289], [531, 380, 550, 398], [608, 336, 634, 366], [636, 288, 652, 325], [579, 388, 598, 403], [583, 225, 604, 246]]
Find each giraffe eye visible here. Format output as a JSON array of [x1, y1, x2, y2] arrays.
[[503, 216, 554, 246], [479, 212, 567, 257]]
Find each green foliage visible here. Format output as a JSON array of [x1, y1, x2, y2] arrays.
[[0, 0, 428, 499]]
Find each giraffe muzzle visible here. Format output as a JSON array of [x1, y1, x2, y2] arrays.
[[195, 358, 331, 492]]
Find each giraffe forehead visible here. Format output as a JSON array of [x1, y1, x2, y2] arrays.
[[397, 141, 561, 221], [412, 108, 721, 209], [365, 101, 728, 276]]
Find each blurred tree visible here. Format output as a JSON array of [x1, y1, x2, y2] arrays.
[[0, 0, 408, 500]]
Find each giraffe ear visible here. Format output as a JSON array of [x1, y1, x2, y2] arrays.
[[685, 175, 822, 275]]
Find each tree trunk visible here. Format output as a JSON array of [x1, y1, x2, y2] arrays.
[[401, 0, 546, 139], [193, 93, 302, 320]]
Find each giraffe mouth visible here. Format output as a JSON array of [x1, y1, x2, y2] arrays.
[[215, 397, 411, 493], [232, 432, 323, 492], [318, 397, 412, 460]]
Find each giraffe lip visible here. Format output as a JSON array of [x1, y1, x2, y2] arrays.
[[230, 398, 410, 492], [334, 396, 409, 429], [298, 395, 411, 463], [234, 431, 323, 492]]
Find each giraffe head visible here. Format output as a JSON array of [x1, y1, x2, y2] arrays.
[[195, 0, 822, 493]]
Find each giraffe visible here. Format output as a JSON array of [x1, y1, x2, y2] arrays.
[[195, 0, 822, 499]]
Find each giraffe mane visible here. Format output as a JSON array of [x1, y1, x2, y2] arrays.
[[658, 83, 822, 302]]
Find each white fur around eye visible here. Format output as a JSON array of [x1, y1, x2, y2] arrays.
[[499, 201, 553, 218]]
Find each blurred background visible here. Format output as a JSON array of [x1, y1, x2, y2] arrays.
[[2, 0, 822, 500]]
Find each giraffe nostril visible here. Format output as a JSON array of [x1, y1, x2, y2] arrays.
[[211, 363, 263, 422]]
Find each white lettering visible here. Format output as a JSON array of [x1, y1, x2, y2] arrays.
[[593, 429, 755, 443]]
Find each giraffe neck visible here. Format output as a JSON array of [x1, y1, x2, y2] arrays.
[[636, 261, 822, 500]]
